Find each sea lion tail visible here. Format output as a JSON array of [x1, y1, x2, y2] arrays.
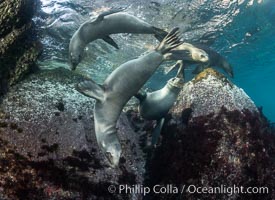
[[152, 27, 168, 42], [156, 27, 182, 54]]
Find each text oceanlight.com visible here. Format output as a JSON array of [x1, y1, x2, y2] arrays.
[[107, 184, 269, 196]]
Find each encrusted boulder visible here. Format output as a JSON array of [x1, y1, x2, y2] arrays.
[[145, 69, 275, 200], [172, 68, 258, 119], [0, 0, 41, 96], [0, 68, 145, 200]]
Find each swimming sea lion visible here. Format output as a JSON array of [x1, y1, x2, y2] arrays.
[[135, 63, 185, 146], [69, 9, 168, 70], [75, 28, 184, 167], [191, 44, 234, 78], [164, 42, 209, 74]]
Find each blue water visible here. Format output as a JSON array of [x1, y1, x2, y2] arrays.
[[38, 0, 275, 122], [218, 1, 275, 122], [149, 0, 275, 122]]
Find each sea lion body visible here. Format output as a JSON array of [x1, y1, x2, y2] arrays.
[[95, 51, 164, 138], [138, 78, 183, 120], [136, 65, 185, 146], [76, 28, 183, 166], [69, 11, 167, 69], [171, 42, 209, 62], [191, 44, 234, 77], [164, 43, 209, 74]]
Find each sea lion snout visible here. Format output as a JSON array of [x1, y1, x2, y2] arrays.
[[69, 53, 81, 70], [193, 49, 209, 63], [105, 142, 122, 167], [99, 132, 122, 167], [200, 53, 209, 62]]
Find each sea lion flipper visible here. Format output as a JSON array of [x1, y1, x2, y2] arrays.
[[156, 27, 182, 54], [164, 60, 184, 74], [151, 118, 165, 147], [152, 27, 168, 42], [192, 64, 206, 74], [76, 80, 105, 102], [95, 8, 126, 22], [102, 36, 119, 49]]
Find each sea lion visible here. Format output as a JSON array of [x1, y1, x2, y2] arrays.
[[69, 9, 168, 70], [135, 63, 185, 146], [164, 42, 209, 73], [191, 44, 234, 78], [75, 28, 185, 167]]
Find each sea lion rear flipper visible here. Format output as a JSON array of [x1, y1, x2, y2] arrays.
[[76, 80, 105, 102], [151, 118, 165, 147], [153, 27, 168, 42], [192, 64, 206, 74], [220, 60, 234, 78], [95, 8, 126, 22], [102, 36, 119, 49]]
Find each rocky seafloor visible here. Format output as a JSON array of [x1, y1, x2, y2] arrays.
[[0, 68, 145, 200], [0, 68, 274, 200]]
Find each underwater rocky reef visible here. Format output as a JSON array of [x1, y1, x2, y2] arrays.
[[0, 68, 145, 200], [0, 0, 42, 96], [1, 0, 275, 200], [0, 67, 274, 200], [144, 69, 275, 200]]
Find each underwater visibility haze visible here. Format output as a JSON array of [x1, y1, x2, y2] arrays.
[[38, 0, 275, 122]]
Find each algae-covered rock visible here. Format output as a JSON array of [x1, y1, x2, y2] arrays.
[[145, 69, 275, 200], [1, 65, 274, 200], [0, 68, 145, 200], [0, 0, 41, 96], [172, 68, 258, 119]]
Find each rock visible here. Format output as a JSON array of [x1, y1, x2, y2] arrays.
[[0, 0, 41, 96], [0, 68, 145, 200], [145, 69, 275, 200], [1, 67, 274, 200], [172, 68, 259, 119]]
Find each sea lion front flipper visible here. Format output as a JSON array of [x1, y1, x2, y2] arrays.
[[192, 64, 206, 74], [164, 60, 183, 74], [151, 118, 165, 147], [152, 27, 168, 42], [95, 8, 126, 22], [102, 36, 119, 49], [156, 27, 182, 55], [76, 80, 105, 102]]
